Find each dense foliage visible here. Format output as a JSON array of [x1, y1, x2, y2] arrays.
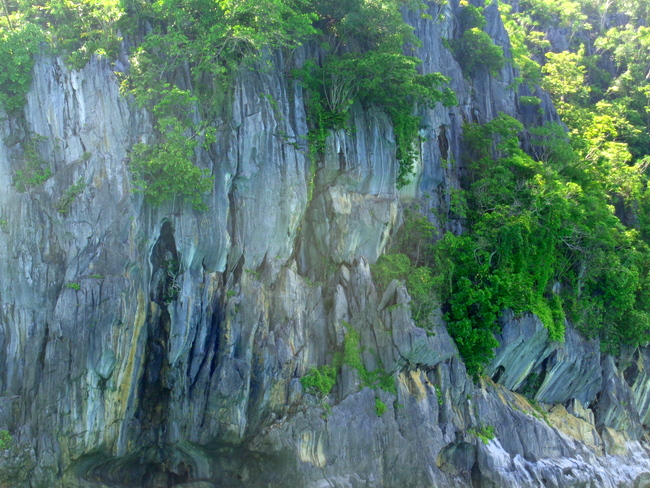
[[379, 112, 650, 376], [450, 1, 505, 77], [3, 0, 650, 376], [0, 0, 455, 199], [294, 0, 456, 188], [498, 0, 650, 351], [370, 0, 650, 376]]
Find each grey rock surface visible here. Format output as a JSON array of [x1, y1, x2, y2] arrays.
[[0, 3, 648, 488], [487, 311, 555, 391]]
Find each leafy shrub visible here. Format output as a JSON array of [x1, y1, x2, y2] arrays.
[[130, 117, 213, 210], [57, 179, 86, 215], [0, 23, 43, 114], [454, 28, 504, 76], [13, 135, 52, 192], [375, 398, 387, 417], [371, 253, 411, 290], [0, 430, 11, 450], [468, 424, 495, 444], [450, 1, 505, 78], [301, 365, 337, 396]]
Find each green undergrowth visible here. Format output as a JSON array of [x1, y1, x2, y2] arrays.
[[294, 0, 457, 189], [468, 424, 495, 444], [0, 430, 11, 450], [374, 112, 650, 377], [448, 1, 505, 78], [301, 322, 396, 408], [13, 134, 52, 192]]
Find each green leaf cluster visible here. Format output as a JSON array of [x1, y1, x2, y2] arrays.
[[301, 322, 396, 399], [372, 252, 439, 332], [12, 134, 52, 191], [375, 397, 387, 417], [450, 1, 505, 78], [338, 326, 396, 393], [130, 112, 214, 210], [468, 424, 495, 444], [56, 178, 86, 214], [0, 22, 43, 114], [0, 430, 11, 450], [300, 364, 337, 396], [295, 0, 456, 188]]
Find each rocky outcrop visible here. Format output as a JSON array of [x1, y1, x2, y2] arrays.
[[0, 1, 649, 487]]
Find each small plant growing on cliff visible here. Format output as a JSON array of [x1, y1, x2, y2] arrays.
[[449, 2, 504, 78], [434, 385, 443, 405], [301, 365, 337, 396], [13, 135, 52, 192], [301, 322, 397, 401], [66, 282, 81, 291], [338, 324, 397, 394], [130, 116, 214, 210], [375, 398, 387, 417], [0, 430, 11, 450], [468, 424, 495, 444], [57, 179, 86, 215]]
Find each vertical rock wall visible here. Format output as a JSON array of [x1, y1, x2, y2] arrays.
[[0, 2, 649, 487]]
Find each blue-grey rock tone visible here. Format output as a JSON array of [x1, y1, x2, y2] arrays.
[[0, 1, 649, 487]]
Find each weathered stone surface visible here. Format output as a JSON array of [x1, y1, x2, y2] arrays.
[[536, 326, 602, 405], [596, 356, 644, 439], [546, 404, 601, 450], [0, 4, 649, 488], [625, 346, 650, 428], [302, 186, 398, 267], [487, 311, 555, 391], [228, 54, 309, 271]]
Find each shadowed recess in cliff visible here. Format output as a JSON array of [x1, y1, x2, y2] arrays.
[[136, 306, 172, 442], [80, 445, 198, 488], [77, 442, 300, 488], [150, 221, 182, 306], [133, 221, 182, 445], [187, 296, 222, 394]]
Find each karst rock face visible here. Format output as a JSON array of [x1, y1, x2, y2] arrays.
[[0, 1, 649, 487]]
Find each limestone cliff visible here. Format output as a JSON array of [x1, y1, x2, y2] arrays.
[[1, 1, 649, 487]]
